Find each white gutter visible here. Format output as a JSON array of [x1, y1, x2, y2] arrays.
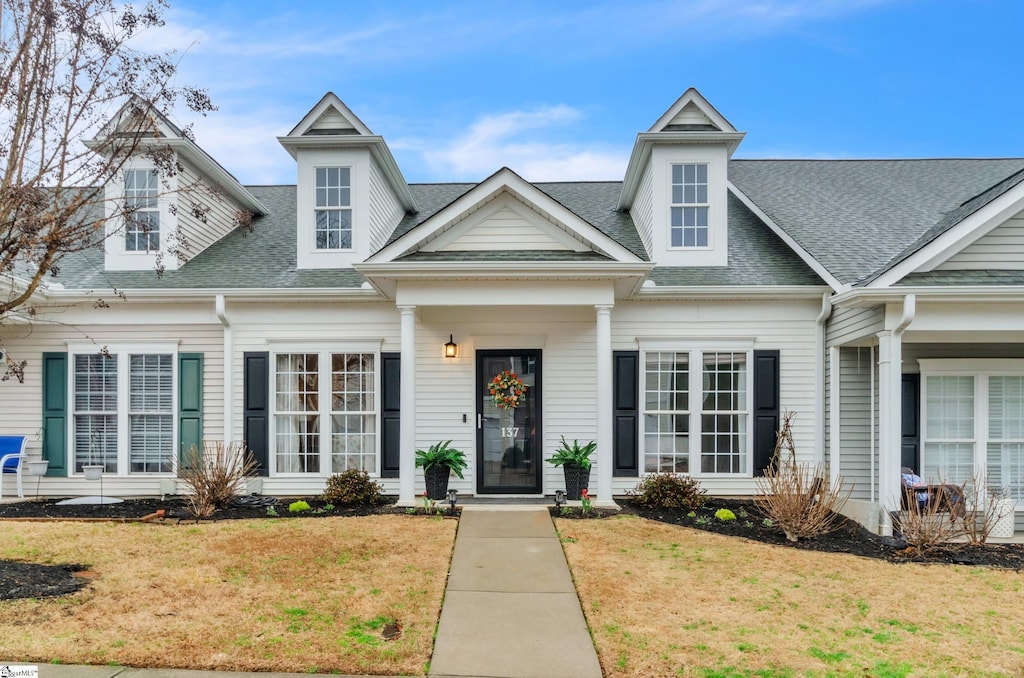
[[815, 292, 833, 466], [636, 285, 830, 301], [832, 285, 1024, 307], [215, 295, 233, 444], [45, 287, 383, 303]]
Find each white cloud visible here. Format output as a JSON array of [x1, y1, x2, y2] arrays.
[[186, 112, 296, 185], [413, 106, 628, 182]]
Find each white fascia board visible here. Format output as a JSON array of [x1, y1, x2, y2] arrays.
[[727, 182, 846, 293], [870, 180, 1024, 288], [635, 285, 830, 301], [368, 168, 641, 263], [44, 287, 384, 304], [616, 132, 746, 211], [286, 92, 373, 137], [276, 135, 416, 211], [355, 261, 654, 278], [648, 88, 738, 133], [832, 286, 1024, 307], [164, 139, 268, 215]]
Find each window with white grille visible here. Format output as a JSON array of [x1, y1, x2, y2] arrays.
[[314, 167, 352, 250], [125, 169, 160, 251]]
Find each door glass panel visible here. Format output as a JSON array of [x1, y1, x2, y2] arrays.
[[479, 352, 540, 493]]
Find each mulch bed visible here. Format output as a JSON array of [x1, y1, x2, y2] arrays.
[[554, 497, 1024, 570], [2, 495, 1021, 602]]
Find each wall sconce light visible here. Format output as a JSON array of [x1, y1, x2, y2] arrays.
[[444, 334, 458, 358]]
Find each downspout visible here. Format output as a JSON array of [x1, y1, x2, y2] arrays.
[[870, 346, 875, 503], [215, 294, 233, 444], [815, 292, 833, 466]]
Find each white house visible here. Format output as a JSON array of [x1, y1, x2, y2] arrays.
[[2, 89, 1022, 534]]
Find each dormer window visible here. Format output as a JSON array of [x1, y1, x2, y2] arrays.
[[125, 169, 160, 252], [315, 167, 352, 250], [670, 163, 708, 248]]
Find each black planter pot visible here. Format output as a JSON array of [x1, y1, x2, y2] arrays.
[[424, 465, 452, 500], [562, 465, 590, 501]]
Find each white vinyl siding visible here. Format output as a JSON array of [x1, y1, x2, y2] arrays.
[[437, 206, 568, 251], [826, 306, 885, 347], [630, 162, 655, 257], [367, 159, 405, 253], [937, 212, 1024, 270], [175, 161, 250, 260]]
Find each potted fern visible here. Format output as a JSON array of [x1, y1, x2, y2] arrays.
[[416, 441, 467, 499], [547, 436, 596, 500]]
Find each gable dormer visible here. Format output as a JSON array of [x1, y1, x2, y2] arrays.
[[89, 100, 267, 272], [617, 88, 745, 267], [278, 93, 417, 270]]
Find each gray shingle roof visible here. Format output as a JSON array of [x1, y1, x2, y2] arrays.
[[896, 270, 1024, 286], [651, 193, 822, 286], [729, 159, 1024, 285]]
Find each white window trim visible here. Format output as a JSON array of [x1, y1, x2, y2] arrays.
[[669, 162, 711, 251], [920, 359, 1024, 505], [639, 346, 754, 478], [269, 348, 382, 477], [66, 342, 180, 477], [313, 165, 355, 253]]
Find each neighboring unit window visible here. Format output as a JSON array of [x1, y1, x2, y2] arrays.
[[314, 167, 352, 250], [670, 163, 708, 248], [73, 352, 174, 474], [643, 352, 689, 473], [274, 351, 377, 474], [74, 354, 118, 473], [989, 376, 1024, 504], [124, 169, 160, 251], [701, 352, 747, 473], [128, 354, 174, 473], [922, 376, 976, 486]]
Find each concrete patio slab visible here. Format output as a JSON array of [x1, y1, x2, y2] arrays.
[[447, 537, 576, 593], [429, 591, 602, 678]]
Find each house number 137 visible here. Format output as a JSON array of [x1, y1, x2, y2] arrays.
[[501, 427, 520, 438]]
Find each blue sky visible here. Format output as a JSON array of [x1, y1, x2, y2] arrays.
[[150, 0, 1024, 186]]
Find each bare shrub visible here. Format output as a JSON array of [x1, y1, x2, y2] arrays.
[[178, 441, 258, 518], [754, 412, 852, 542], [629, 473, 707, 510], [895, 484, 964, 551]]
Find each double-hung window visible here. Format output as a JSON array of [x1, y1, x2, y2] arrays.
[[273, 350, 377, 474], [670, 163, 709, 248], [72, 350, 175, 474], [314, 167, 352, 250], [124, 169, 160, 252], [921, 361, 1024, 505], [642, 347, 750, 475]]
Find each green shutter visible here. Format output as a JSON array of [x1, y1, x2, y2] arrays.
[[41, 352, 68, 477], [178, 353, 204, 465]]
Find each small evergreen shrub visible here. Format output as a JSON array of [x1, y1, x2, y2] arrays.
[[288, 500, 311, 513], [629, 473, 707, 510], [715, 508, 736, 522], [322, 469, 386, 506]]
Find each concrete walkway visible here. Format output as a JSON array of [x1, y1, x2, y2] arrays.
[[429, 507, 602, 678]]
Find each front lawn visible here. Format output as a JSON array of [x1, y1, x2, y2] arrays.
[[556, 515, 1024, 678], [0, 515, 456, 675]]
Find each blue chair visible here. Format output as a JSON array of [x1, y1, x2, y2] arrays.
[[0, 435, 28, 501]]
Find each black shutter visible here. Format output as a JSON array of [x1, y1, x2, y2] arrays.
[[41, 352, 68, 477], [380, 352, 401, 478], [613, 351, 639, 477], [752, 350, 780, 476], [244, 352, 270, 477], [901, 373, 920, 471]]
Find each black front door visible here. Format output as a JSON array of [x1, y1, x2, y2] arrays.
[[477, 350, 542, 494]]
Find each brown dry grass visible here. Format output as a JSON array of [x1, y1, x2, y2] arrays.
[[556, 515, 1024, 678], [0, 515, 456, 675]]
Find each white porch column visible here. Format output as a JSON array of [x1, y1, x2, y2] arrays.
[[595, 304, 615, 506], [876, 295, 916, 523], [399, 305, 417, 505]]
